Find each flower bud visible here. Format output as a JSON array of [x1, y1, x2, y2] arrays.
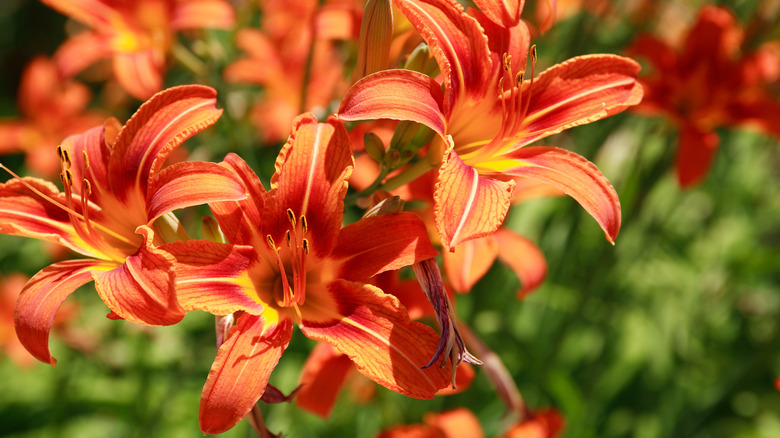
[[363, 131, 386, 162], [355, 0, 393, 79], [201, 215, 227, 243]]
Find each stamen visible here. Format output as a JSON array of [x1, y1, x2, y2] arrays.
[[302, 238, 309, 255], [286, 208, 296, 227], [62, 149, 72, 169], [267, 233, 294, 307], [300, 215, 307, 233]]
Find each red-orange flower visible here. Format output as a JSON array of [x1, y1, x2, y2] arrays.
[[0, 85, 246, 366], [377, 408, 485, 438], [628, 5, 780, 187], [223, 0, 359, 143], [339, 0, 642, 250], [42, 0, 235, 99], [0, 57, 104, 177], [166, 114, 452, 434]]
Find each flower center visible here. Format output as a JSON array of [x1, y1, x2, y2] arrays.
[[265, 208, 310, 312]]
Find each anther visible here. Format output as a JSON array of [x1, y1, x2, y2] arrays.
[[82, 150, 90, 169], [64, 169, 73, 186], [57, 146, 64, 160], [83, 179, 92, 196], [517, 71, 524, 87], [286, 230, 292, 245], [530, 45, 537, 63], [300, 215, 307, 233], [502, 53, 512, 71], [266, 234, 277, 249], [62, 149, 72, 168], [498, 77, 505, 96], [286, 208, 296, 227], [302, 238, 309, 255]]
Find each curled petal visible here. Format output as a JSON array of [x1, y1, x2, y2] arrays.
[[495, 229, 547, 298], [295, 342, 355, 418], [338, 69, 447, 138], [300, 280, 452, 398], [108, 85, 222, 203], [200, 313, 293, 435], [332, 212, 439, 282], [147, 161, 247, 221], [517, 54, 643, 146], [499, 147, 621, 243], [92, 226, 184, 325], [442, 235, 499, 293], [15, 259, 112, 365], [434, 149, 515, 249]]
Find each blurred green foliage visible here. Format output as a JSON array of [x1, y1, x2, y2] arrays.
[[1, 0, 779, 437]]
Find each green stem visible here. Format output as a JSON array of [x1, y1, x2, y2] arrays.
[[171, 42, 207, 77], [378, 157, 435, 192]]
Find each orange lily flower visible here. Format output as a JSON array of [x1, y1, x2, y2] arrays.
[[0, 85, 247, 366], [165, 114, 452, 434], [504, 408, 565, 438], [377, 407, 485, 438], [628, 5, 780, 187], [0, 57, 105, 177], [339, 0, 642, 250], [223, 0, 358, 144], [42, 0, 235, 100]]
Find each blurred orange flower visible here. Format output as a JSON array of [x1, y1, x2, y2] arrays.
[[629, 5, 780, 187], [377, 408, 485, 438], [0, 57, 104, 177], [42, 0, 235, 99]]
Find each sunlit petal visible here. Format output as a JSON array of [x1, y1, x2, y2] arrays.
[[495, 229, 547, 298], [442, 235, 498, 293]]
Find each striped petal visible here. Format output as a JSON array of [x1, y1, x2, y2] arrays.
[[295, 342, 354, 418], [331, 212, 438, 282], [146, 161, 247, 221], [515, 54, 643, 146], [263, 114, 353, 258], [472, 0, 523, 27], [497, 147, 621, 243], [210, 153, 267, 247], [15, 259, 113, 365], [434, 149, 515, 250], [91, 226, 185, 325], [108, 85, 222, 204], [300, 280, 451, 399], [442, 235, 498, 293], [199, 312, 293, 435], [338, 69, 447, 138]]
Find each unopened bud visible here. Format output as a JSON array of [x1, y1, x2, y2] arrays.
[[154, 212, 190, 243], [355, 0, 393, 79], [363, 132, 386, 162], [362, 194, 405, 218], [390, 120, 421, 151], [383, 148, 401, 168], [404, 43, 439, 76], [201, 215, 227, 243]]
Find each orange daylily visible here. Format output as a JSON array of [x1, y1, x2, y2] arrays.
[[165, 114, 452, 434], [0, 85, 246, 366], [628, 5, 780, 187], [339, 0, 642, 250], [223, 0, 358, 143], [504, 408, 565, 438], [42, 0, 235, 100], [377, 408, 485, 438], [0, 57, 105, 177]]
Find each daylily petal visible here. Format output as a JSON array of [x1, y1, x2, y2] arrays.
[[40, 0, 119, 33], [434, 149, 515, 249], [425, 407, 484, 438], [263, 114, 353, 257], [146, 161, 247, 221], [300, 280, 451, 399], [111, 49, 164, 100], [91, 226, 184, 325], [171, 0, 235, 30], [395, 0, 493, 112], [498, 147, 621, 243], [108, 85, 222, 203], [472, 8, 530, 77], [495, 228, 547, 298], [211, 153, 267, 247], [15, 259, 113, 365], [331, 212, 438, 282], [63, 119, 119, 206], [0, 177, 102, 258], [505, 408, 566, 438], [53, 32, 112, 78], [295, 342, 354, 418], [338, 69, 447, 139], [472, 0, 523, 27], [199, 312, 293, 435], [516, 54, 643, 146], [675, 124, 719, 188], [163, 240, 263, 315], [442, 235, 499, 293]]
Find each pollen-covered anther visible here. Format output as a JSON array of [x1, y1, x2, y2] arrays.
[[286, 208, 296, 227]]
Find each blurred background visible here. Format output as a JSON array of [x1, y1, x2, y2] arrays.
[[1, 0, 779, 437]]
